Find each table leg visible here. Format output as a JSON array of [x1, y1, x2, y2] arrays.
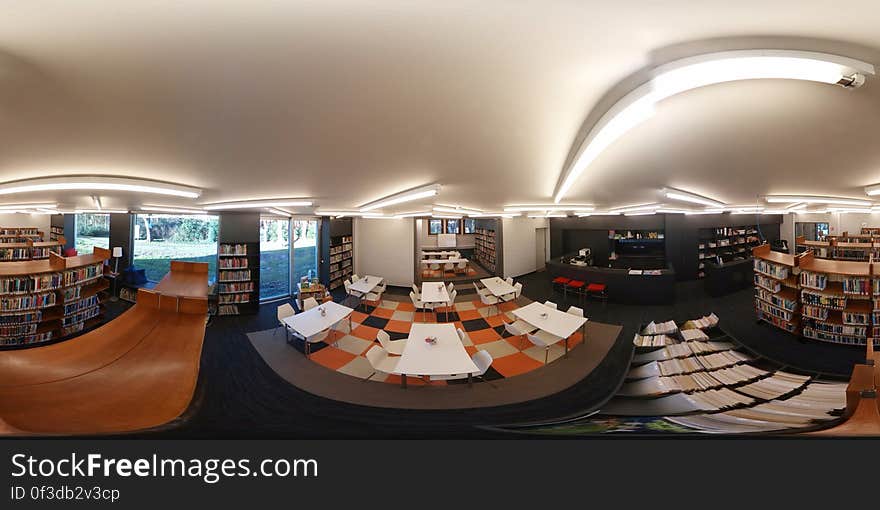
[[565, 337, 569, 358], [468, 373, 473, 388], [401, 374, 407, 389]]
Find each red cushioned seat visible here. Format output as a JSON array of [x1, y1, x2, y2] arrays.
[[587, 283, 605, 293], [567, 280, 585, 289], [552, 277, 571, 285]]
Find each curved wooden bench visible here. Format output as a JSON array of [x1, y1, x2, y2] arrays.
[[0, 263, 208, 436]]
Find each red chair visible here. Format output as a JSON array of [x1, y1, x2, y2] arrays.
[[566, 280, 586, 303], [552, 276, 570, 296], [587, 283, 607, 305], [63, 248, 78, 257]]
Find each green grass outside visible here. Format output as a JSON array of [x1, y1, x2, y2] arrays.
[[77, 237, 317, 298]]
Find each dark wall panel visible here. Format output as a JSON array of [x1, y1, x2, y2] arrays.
[[218, 212, 260, 243], [108, 213, 133, 272]]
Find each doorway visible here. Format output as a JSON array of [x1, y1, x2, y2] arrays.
[[535, 228, 547, 272]]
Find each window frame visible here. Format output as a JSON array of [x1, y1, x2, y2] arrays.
[[444, 219, 461, 235], [463, 218, 476, 234], [428, 219, 443, 235]]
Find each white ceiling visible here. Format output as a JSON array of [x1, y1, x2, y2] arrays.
[[0, 1, 879, 213]]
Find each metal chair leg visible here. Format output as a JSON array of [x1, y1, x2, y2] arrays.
[[544, 347, 549, 364], [363, 372, 376, 382]]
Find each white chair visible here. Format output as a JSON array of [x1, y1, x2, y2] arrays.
[[364, 345, 399, 381], [376, 330, 406, 356], [480, 292, 499, 316], [412, 284, 421, 296], [363, 289, 384, 311], [410, 291, 435, 321], [429, 262, 441, 272], [455, 260, 468, 275], [501, 282, 523, 303], [302, 297, 319, 311], [567, 305, 584, 317], [430, 350, 495, 385], [275, 303, 295, 338], [444, 261, 455, 275], [544, 300, 557, 310], [344, 279, 362, 306], [446, 282, 455, 293], [457, 328, 472, 346], [505, 319, 536, 349], [351, 274, 360, 282], [295, 329, 330, 357], [437, 289, 457, 322], [505, 277, 514, 286], [526, 331, 563, 364]]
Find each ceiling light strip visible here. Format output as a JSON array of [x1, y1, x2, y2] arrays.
[[359, 184, 440, 212], [0, 176, 202, 199]]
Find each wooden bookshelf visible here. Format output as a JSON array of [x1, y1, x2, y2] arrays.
[[328, 235, 353, 291], [0, 247, 111, 347], [0, 238, 65, 262], [216, 242, 259, 315], [752, 243, 802, 334], [697, 225, 761, 278], [474, 227, 497, 273]]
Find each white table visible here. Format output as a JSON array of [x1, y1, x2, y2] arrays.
[[349, 275, 384, 295], [282, 301, 354, 355], [393, 323, 479, 388], [422, 250, 460, 258], [420, 257, 468, 265], [481, 277, 516, 298], [420, 282, 452, 321], [512, 301, 588, 357]]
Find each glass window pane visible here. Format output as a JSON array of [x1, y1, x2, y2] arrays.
[[428, 219, 442, 235], [75, 213, 110, 254], [463, 218, 476, 234], [260, 218, 290, 299], [132, 214, 219, 283], [292, 219, 319, 290], [445, 219, 461, 234]]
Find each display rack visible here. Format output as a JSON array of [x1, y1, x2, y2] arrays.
[[474, 227, 497, 273], [799, 252, 873, 346], [217, 242, 260, 315], [0, 247, 111, 347], [697, 225, 761, 278], [328, 235, 353, 291], [49, 225, 65, 242]]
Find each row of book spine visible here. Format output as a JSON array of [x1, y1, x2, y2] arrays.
[[1, 332, 52, 346], [0, 323, 38, 337], [219, 244, 248, 255], [218, 270, 251, 282], [63, 295, 100, 315], [219, 293, 251, 304], [0, 292, 57, 312], [0, 311, 42, 324], [219, 257, 248, 268], [753, 259, 789, 279], [219, 282, 254, 293], [61, 305, 100, 327]]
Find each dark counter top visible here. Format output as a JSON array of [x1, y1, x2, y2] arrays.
[[547, 254, 676, 305]]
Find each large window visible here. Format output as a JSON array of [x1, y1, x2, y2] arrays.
[[260, 218, 290, 299], [132, 214, 218, 282], [292, 219, 319, 290], [75, 213, 110, 255]]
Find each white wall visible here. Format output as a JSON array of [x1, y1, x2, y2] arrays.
[[501, 216, 549, 278], [0, 213, 51, 236], [353, 217, 415, 287], [416, 219, 475, 249]]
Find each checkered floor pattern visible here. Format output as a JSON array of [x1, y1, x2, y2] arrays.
[[285, 296, 584, 386]]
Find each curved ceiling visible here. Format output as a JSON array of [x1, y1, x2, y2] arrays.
[[0, 1, 879, 213]]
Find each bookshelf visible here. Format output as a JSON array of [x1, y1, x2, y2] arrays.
[[328, 235, 353, 291], [0, 238, 65, 262], [752, 244, 802, 334], [0, 248, 111, 347], [49, 225, 65, 242], [796, 234, 880, 262], [217, 242, 259, 315], [474, 227, 497, 273], [0, 227, 44, 244], [799, 252, 873, 346], [697, 225, 761, 279], [608, 229, 665, 270]]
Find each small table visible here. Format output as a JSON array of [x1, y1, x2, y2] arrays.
[[394, 323, 479, 389], [349, 275, 383, 296], [481, 277, 516, 298], [420, 282, 451, 321], [512, 301, 588, 357], [422, 250, 460, 258], [283, 301, 354, 355]]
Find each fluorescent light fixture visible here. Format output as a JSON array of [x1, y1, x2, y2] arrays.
[[554, 50, 875, 202], [527, 213, 566, 218], [266, 208, 292, 217], [797, 209, 829, 214], [577, 211, 621, 217], [827, 207, 873, 213], [138, 204, 209, 215], [0, 203, 58, 211], [315, 211, 384, 217], [469, 212, 519, 218], [656, 208, 691, 214], [785, 203, 808, 211], [432, 214, 462, 219], [359, 184, 440, 212], [392, 211, 432, 218], [91, 196, 102, 210], [0, 176, 202, 199], [865, 183, 880, 196], [504, 204, 594, 212], [608, 203, 662, 214], [433, 204, 482, 215], [683, 209, 726, 215], [624, 211, 657, 216], [663, 188, 725, 208], [203, 198, 313, 210], [74, 209, 129, 214], [764, 195, 872, 206]]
